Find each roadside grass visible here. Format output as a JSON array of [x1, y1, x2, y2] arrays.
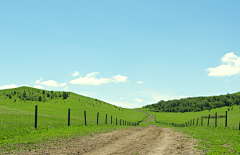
[[139, 106, 240, 154], [174, 126, 240, 155]]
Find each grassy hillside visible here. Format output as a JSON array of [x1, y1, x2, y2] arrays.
[[0, 86, 147, 151]]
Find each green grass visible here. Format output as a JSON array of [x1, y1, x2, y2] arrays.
[[0, 87, 147, 152], [174, 126, 240, 154]]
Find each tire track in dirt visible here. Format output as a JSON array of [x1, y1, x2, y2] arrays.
[[14, 126, 203, 155]]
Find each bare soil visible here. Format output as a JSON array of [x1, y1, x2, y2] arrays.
[[12, 127, 203, 155]]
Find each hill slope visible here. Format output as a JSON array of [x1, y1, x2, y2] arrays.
[[0, 86, 147, 130]]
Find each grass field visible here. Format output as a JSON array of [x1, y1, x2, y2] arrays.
[[1, 86, 240, 154], [0, 87, 148, 152]]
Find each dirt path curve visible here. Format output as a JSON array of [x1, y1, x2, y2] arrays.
[[133, 109, 155, 124]]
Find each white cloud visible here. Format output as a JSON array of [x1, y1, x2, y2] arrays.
[[112, 75, 128, 83], [225, 79, 228, 82], [206, 52, 240, 76], [104, 99, 142, 108], [137, 81, 145, 84], [87, 72, 99, 77], [36, 77, 44, 84], [0, 84, 18, 90], [34, 85, 43, 89], [71, 71, 80, 76], [64, 87, 68, 90], [149, 91, 187, 101], [119, 97, 123, 100], [70, 76, 110, 85], [134, 98, 143, 102], [41, 80, 67, 87], [70, 72, 128, 85]]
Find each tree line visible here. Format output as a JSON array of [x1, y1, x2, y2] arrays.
[[143, 93, 240, 113]]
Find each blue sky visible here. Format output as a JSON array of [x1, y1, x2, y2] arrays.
[[1, 1, 240, 108]]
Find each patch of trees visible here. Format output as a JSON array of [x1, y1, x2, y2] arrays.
[[3, 88, 70, 102], [144, 93, 240, 113]]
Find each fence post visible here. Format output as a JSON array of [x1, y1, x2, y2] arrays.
[[35, 105, 38, 130], [105, 114, 107, 124], [188, 121, 189, 126], [123, 120, 124, 126], [116, 118, 117, 125], [215, 112, 217, 127], [201, 116, 203, 126], [68, 108, 70, 126], [97, 112, 99, 125], [225, 111, 227, 127], [190, 120, 192, 126], [207, 114, 210, 126], [111, 116, 112, 124], [125, 121, 126, 126], [197, 118, 199, 126], [120, 119, 121, 125], [239, 121, 240, 130], [84, 111, 86, 126]]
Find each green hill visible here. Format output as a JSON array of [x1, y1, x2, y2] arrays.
[[0, 86, 147, 148]]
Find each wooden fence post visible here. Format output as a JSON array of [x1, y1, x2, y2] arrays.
[[35, 105, 38, 130], [84, 111, 86, 126], [68, 108, 70, 126], [225, 111, 227, 127], [111, 116, 112, 124], [120, 119, 121, 125], [105, 114, 107, 124], [196, 118, 199, 126], [239, 121, 240, 130], [116, 118, 117, 125], [97, 112, 99, 125], [215, 112, 217, 127], [207, 114, 210, 126], [201, 116, 203, 126], [193, 119, 195, 126]]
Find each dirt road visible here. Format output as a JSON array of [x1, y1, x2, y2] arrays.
[[15, 125, 202, 155]]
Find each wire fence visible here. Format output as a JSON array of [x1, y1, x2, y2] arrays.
[[155, 110, 240, 130], [0, 105, 144, 141]]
